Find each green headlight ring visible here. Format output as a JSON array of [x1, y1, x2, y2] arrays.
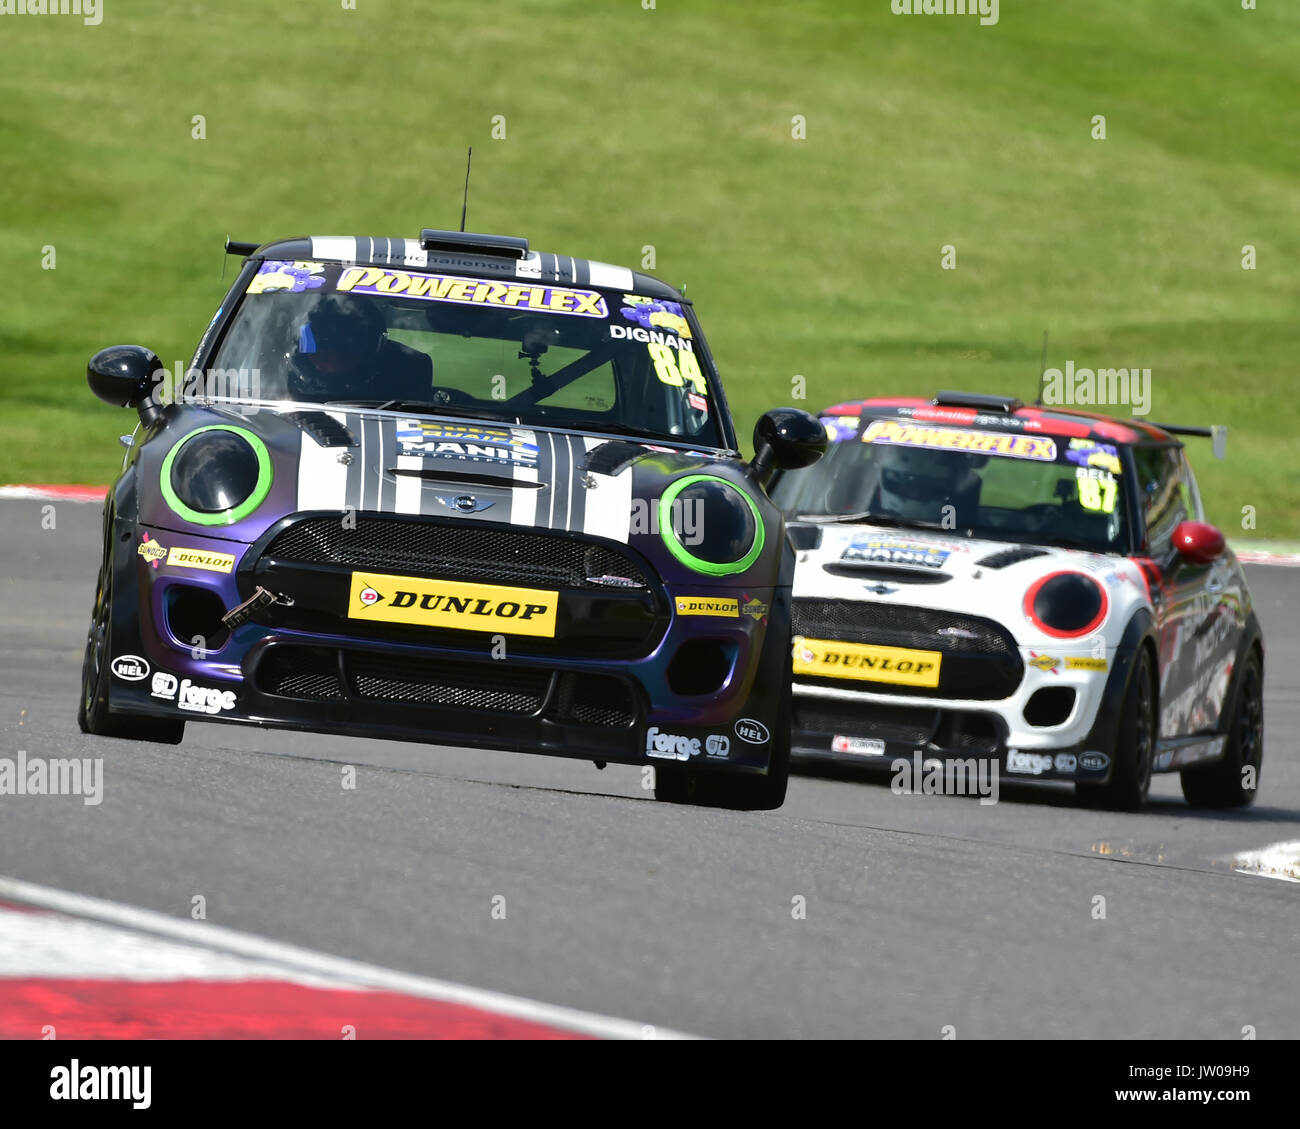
[[159, 425, 273, 526], [658, 474, 766, 576]]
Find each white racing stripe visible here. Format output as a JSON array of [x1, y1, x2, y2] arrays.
[[394, 453, 423, 514], [0, 876, 698, 1039], [296, 428, 349, 511], [510, 429, 540, 526], [587, 261, 634, 291], [402, 238, 429, 268], [310, 236, 358, 263], [581, 437, 632, 543], [1231, 841, 1300, 883]]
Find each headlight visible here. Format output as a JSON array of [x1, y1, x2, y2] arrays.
[[160, 425, 273, 525], [1023, 571, 1109, 638], [658, 474, 765, 575]]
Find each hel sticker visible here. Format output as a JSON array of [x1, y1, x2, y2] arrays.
[[862, 418, 1057, 462], [348, 571, 558, 638], [247, 261, 326, 295], [844, 538, 949, 569], [396, 419, 538, 463], [1079, 751, 1110, 771], [337, 267, 607, 318], [675, 597, 739, 617], [832, 735, 886, 757], [734, 718, 770, 744], [166, 547, 237, 574], [647, 342, 707, 396], [111, 655, 150, 682], [1028, 652, 1060, 673], [793, 636, 941, 688], [1066, 438, 1122, 475], [820, 416, 860, 443], [1076, 468, 1118, 514], [1065, 656, 1108, 671], [620, 295, 692, 339]]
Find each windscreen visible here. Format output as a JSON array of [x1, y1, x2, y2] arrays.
[[773, 413, 1131, 553], [209, 259, 726, 446]]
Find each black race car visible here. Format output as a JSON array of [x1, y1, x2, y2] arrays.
[[79, 229, 825, 809]]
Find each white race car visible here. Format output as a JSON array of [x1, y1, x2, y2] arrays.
[[770, 391, 1264, 809]]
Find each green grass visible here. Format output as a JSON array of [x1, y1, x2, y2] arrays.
[[2, 0, 1298, 536]]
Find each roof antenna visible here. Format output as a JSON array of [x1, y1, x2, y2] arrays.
[[459, 147, 473, 233], [1034, 328, 1048, 405]]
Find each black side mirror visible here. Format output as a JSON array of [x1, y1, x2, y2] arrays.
[[88, 345, 164, 424], [751, 407, 826, 487]]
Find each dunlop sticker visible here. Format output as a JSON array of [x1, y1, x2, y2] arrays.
[[349, 572, 558, 638], [793, 636, 942, 688]]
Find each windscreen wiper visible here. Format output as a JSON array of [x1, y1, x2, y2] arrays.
[[325, 399, 514, 422], [797, 511, 960, 533]]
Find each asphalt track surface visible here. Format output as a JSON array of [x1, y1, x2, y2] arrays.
[[1, 499, 1296, 1038]]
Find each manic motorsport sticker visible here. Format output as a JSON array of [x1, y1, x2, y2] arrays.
[[843, 537, 950, 569]]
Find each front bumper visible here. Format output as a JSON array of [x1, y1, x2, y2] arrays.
[[106, 517, 785, 773], [790, 652, 1121, 784]]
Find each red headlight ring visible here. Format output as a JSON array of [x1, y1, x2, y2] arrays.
[[1023, 570, 1110, 639]]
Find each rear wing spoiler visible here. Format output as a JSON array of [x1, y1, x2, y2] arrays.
[[1149, 422, 1227, 459]]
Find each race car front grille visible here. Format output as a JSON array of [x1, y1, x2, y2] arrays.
[[258, 646, 345, 700], [793, 698, 1004, 756], [265, 515, 650, 590], [350, 654, 549, 712], [792, 599, 1023, 700], [252, 645, 638, 728]]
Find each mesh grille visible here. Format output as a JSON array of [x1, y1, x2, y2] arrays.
[[348, 654, 549, 712], [793, 599, 1014, 655], [792, 600, 1022, 700], [257, 647, 344, 700], [793, 698, 1003, 754], [794, 699, 937, 745], [545, 673, 637, 729], [267, 516, 648, 590]]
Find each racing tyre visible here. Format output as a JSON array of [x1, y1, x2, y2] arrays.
[[655, 596, 792, 811], [1179, 650, 1262, 808], [1076, 645, 1154, 811], [77, 526, 185, 745], [653, 681, 790, 811]]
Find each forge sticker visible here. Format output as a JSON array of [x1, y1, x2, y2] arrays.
[[395, 419, 539, 464], [336, 267, 607, 318], [348, 572, 558, 638], [843, 538, 950, 569], [793, 637, 941, 688], [862, 418, 1057, 462]]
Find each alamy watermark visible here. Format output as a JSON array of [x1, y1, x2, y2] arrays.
[[1041, 361, 1152, 416], [891, 753, 999, 806], [0, 0, 103, 25], [891, 0, 998, 27], [0, 750, 103, 806]]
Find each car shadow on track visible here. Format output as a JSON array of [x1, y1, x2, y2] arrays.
[[792, 760, 1299, 820]]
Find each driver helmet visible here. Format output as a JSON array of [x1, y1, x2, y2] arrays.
[[289, 295, 385, 395]]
